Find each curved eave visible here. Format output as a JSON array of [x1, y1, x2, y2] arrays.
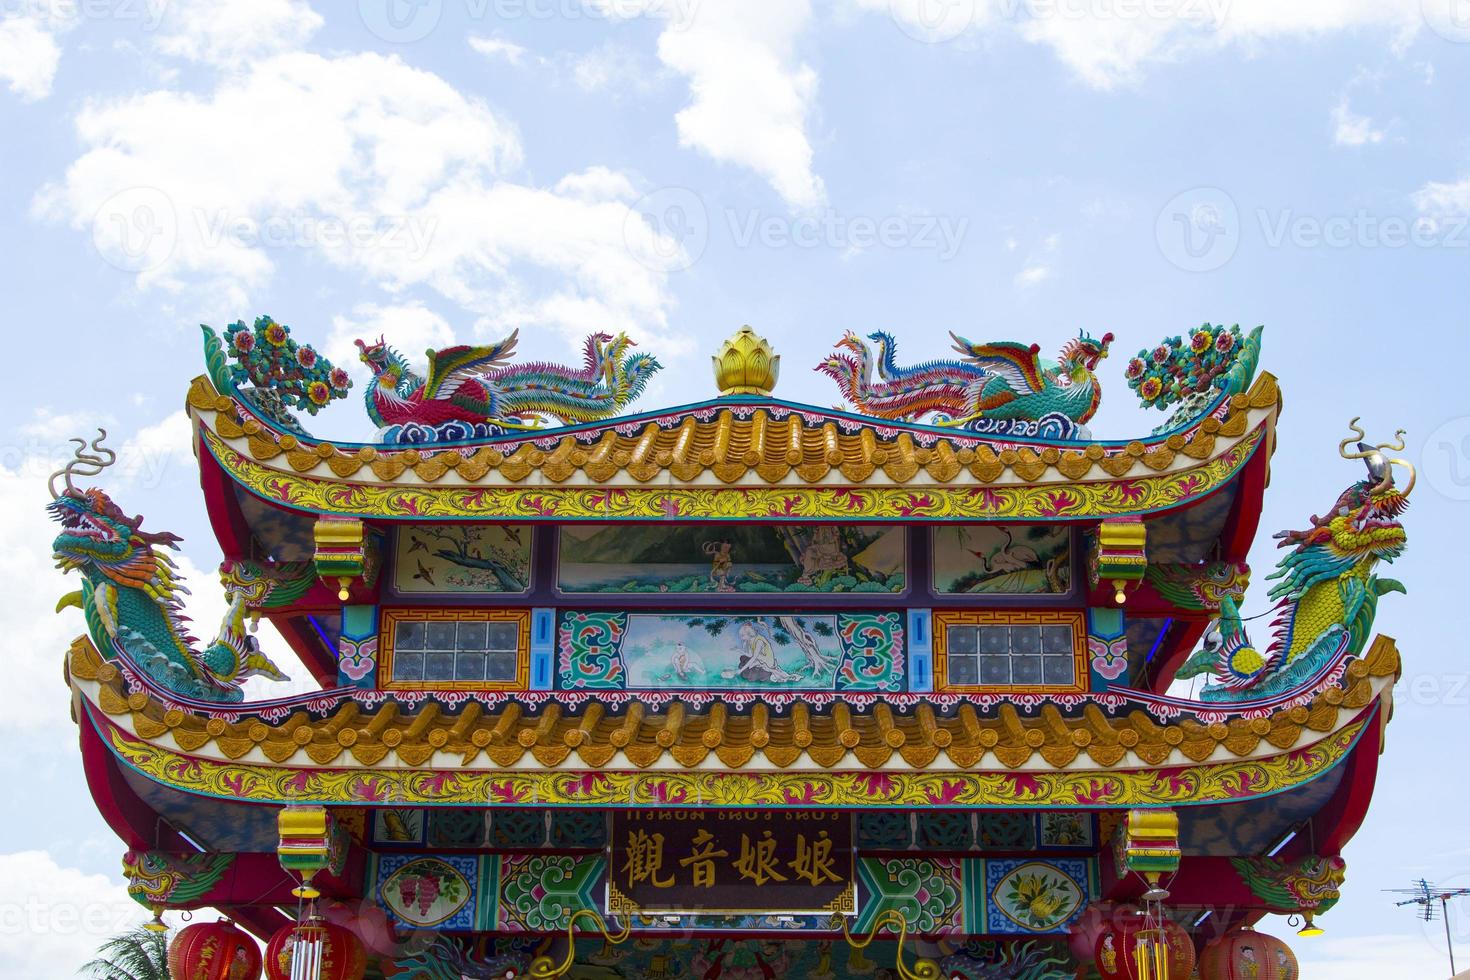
[[68, 633, 1398, 810], [186, 373, 1281, 522]]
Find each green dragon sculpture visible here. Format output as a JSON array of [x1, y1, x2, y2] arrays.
[[1176, 420, 1410, 700], [1230, 855, 1345, 915], [123, 850, 234, 910], [51, 432, 288, 702]]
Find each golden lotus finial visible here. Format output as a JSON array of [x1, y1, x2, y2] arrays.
[[713, 325, 779, 396]]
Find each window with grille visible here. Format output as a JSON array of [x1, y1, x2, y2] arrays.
[[934, 611, 1084, 691], [383, 610, 528, 689]]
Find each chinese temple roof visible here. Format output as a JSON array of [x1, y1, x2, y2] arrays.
[[187, 370, 1279, 522], [67, 631, 1397, 808]]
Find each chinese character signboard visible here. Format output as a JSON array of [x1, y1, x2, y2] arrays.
[[609, 810, 855, 915]]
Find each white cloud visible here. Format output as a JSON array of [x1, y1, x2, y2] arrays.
[[554, 166, 641, 202], [1015, 263, 1052, 287], [572, 40, 663, 95], [153, 0, 322, 66], [663, 0, 824, 209], [21, 408, 115, 443], [1413, 175, 1470, 218], [0, 850, 153, 979], [36, 52, 685, 345], [1013, 231, 1059, 288], [469, 34, 534, 67], [118, 410, 195, 490], [0, 12, 62, 101], [854, 0, 1425, 90], [1331, 96, 1385, 146], [596, 0, 825, 210]]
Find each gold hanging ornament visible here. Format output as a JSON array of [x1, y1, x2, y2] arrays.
[[528, 909, 632, 978], [842, 909, 941, 980]]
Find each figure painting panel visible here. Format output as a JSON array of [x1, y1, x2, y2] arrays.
[[621, 614, 845, 689]]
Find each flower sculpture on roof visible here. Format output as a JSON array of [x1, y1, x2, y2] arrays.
[[1126, 323, 1262, 432], [202, 316, 352, 434]]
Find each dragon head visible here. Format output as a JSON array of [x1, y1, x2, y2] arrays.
[[49, 432, 181, 575], [1058, 329, 1114, 376], [1276, 420, 1412, 562], [50, 489, 137, 572]]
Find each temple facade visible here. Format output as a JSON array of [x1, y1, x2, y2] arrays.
[[58, 318, 1410, 978]]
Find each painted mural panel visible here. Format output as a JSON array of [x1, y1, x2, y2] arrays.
[[558, 611, 905, 691], [393, 525, 532, 594], [557, 524, 905, 594], [982, 858, 1091, 935], [932, 524, 1071, 594], [377, 854, 477, 930]]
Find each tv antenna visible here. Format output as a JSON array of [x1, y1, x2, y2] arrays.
[[1386, 879, 1470, 974]]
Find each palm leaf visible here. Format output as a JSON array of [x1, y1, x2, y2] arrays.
[[79, 926, 169, 980]]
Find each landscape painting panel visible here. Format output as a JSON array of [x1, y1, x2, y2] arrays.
[[557, 525, 905, 594], [394, 526, 532, 594], [932, 525, 1071, 594]]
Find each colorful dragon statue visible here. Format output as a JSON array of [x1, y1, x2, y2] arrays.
[[1177, 420, 1411, 700], [355, 329, 662, 443], [51, 432, 289, 702], [817, 329, 1113, 436]]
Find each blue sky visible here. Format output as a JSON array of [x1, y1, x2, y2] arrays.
[[1, 0, 1468, 975]]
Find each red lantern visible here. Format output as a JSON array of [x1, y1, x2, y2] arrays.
[[1094, 914, 1196, 980], [1199, 927, 1299, 980], [264, 918, 367, 980], [168, 920, 263, 980]]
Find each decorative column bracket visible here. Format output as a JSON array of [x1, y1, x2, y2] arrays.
[[313, 517, 375, 601], [1122, 808, 1181, 901], [278, 805, 348, 899], [1094, 516, 1148, 605]]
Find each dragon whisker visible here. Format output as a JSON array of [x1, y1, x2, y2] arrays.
[[1338, 417, 1371, 461], [48, 428, 114, 499]]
